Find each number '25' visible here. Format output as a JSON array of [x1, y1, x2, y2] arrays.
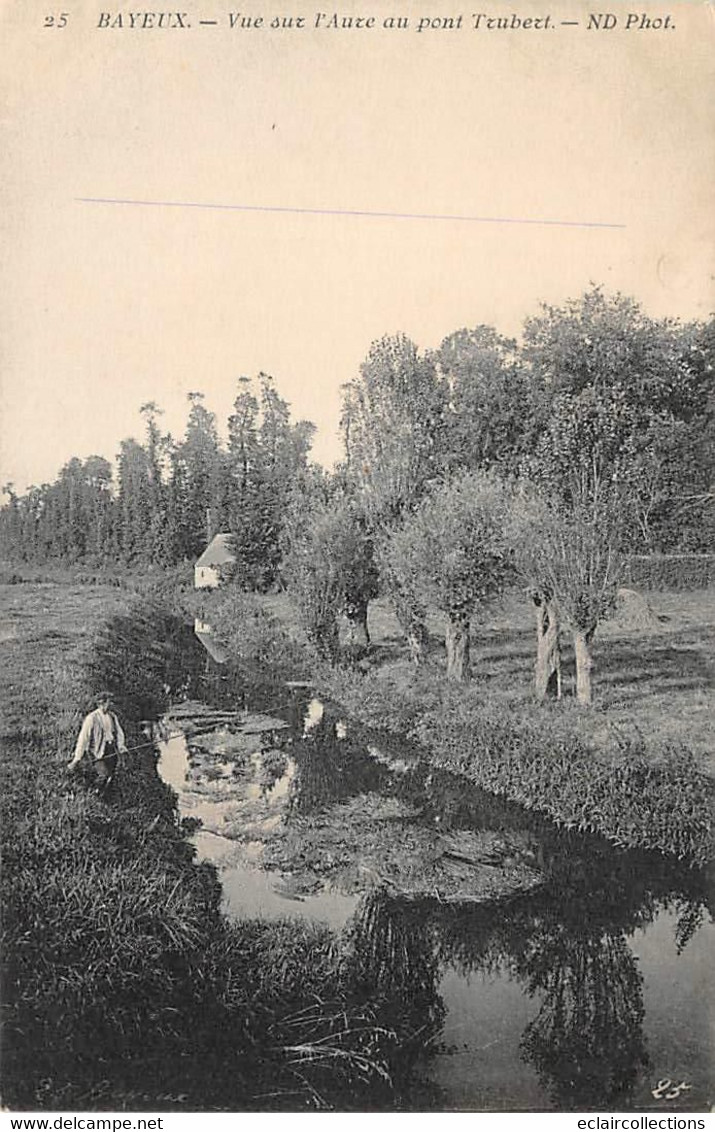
[[44, 13, 68, 26]]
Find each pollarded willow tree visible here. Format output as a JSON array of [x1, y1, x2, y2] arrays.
[[508, 487, 563, 702], [282, 489, 379, 661], [340, 328, 537, 662], [340, 334, 448, 662], [515, 287, 711, 704], [383, 471, 515, 682], [510, 485, 627, 705]]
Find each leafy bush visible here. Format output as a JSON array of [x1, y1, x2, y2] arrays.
[[130, 561, 194, 598], [282, 498, 378, 661], [191, 586, 310, 680], [382, 472, 515, 680]]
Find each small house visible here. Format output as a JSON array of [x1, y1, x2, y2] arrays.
[[194, 533, 236, 589]]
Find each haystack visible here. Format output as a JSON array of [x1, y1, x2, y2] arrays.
[[612, 587, 661, 631]]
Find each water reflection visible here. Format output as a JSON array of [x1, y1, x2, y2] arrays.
[[194, 618, 230, 664], [519, 932, 647, 1108], [344, 890, 447, 1102], [409, 840, 712, 1110], [159, 614, 715, 1111], [288, 702, 394, 817]]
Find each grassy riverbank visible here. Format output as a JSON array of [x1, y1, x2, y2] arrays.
[[0, 583, 431, 1110], [199, 585, 715, 865]]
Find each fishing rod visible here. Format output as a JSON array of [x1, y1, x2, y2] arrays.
[[121, 725, 224, 754], [66, 724, 246, 774], [122, 715, 259, 755], [121, 735, 181, 755]]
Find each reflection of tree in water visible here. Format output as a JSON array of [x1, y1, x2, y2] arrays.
[[287, 708, 392, 816], [343, 889, 446, 1105], [189, 624, 304, 718], [409, 764, 540, 835], [672, 896, 707, 954], [427, 839, 712, 1110], [519, 931, 647, 1108]]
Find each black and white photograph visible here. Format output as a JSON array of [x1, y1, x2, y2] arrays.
[[1, 0, 713, 1120]]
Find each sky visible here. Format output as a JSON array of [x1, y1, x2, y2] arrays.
[[1, 0, 714, 492]]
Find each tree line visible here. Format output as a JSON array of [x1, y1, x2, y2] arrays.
[[1, 374, 315, 591], [2, 287, 713, 701], [282, 289, 714, 703]]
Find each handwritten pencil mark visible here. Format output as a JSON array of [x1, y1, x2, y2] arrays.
[[75, 197, 626, 230]]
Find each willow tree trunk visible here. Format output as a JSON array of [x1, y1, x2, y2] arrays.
[[446, 616, 470, 682], [573, 627, 595, 705], [406, 621, 427, 666], [534, 595, 561, 702], [344, 599, 370, 650], [312, 618, 340, 664], [393, 593, 427, 666]]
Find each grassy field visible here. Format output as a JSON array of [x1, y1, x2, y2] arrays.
[[370, 589, 715, 774], [259, 585, 715, 776]]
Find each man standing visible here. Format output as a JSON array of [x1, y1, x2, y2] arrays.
[[67, 691, 128, 798]]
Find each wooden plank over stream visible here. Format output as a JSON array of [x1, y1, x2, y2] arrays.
[[237, 713, 290, 734], [167, 701, 289, 733]]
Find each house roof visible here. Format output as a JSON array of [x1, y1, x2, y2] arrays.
[[195, 533, 236, 568]]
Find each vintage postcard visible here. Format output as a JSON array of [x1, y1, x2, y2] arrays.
[[1, 0, 713, 1121]]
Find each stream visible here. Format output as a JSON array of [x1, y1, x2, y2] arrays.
[[155, 620, 713, 1112]]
